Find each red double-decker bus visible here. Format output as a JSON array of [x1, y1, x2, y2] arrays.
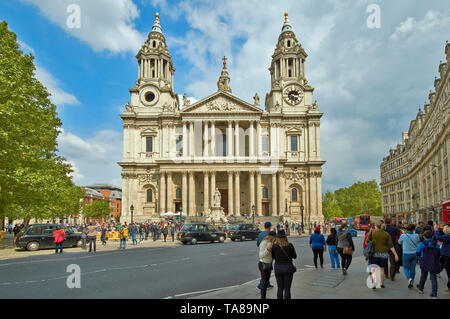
[[357, 214, 370, 231], [443, 201, 450, 224]]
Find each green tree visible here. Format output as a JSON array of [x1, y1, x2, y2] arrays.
[[83, 200, 111, 220], [0, 21, 83, 223], [323, 180, 382, 219]]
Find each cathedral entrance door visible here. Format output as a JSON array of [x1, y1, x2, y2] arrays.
[[219, 189, 228, 215], [262, 203, 269, 216]]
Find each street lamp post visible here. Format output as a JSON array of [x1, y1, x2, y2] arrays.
[[130, 204, 134, 224], [300, 204, 304, 235], [252, 205, 255, 225]]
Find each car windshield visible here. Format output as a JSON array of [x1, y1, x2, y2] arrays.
[[181, 225, 195, 231], [230, 225, 240, 230]]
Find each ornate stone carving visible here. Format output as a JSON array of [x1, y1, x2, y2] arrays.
[[138, 171, 158, 184], [206, 98, 236, 111], [283, 171, 305, 181], [253, 93, 260, 106], [162, 101, 177, 113], [182, 94, 191, 106], [270, 102, 281, 112], [125, 102, 135, 113]]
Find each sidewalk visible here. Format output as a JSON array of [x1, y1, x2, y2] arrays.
[[191, 256, 450, 300], [0, 234, 183, 260]]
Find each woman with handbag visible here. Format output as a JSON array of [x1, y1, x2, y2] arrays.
[[271, 230, 297, 299], [258, 231, 277, 299], [337, 223, 355, 275], [364, 221, 399, 288]]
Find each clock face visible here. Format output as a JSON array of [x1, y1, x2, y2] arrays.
[[283, 85, 303, 105]]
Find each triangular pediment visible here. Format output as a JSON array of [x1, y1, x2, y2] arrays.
[[181, 91, 263, 114]]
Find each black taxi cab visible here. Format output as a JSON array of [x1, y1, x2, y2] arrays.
[[177, 223, 226, 245], [227, 223, 261, 241]]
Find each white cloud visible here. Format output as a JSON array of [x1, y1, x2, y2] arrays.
[[391, 10, 450, 40], [57, 129, 123, 186], [21, 0, 145, 54], [34, 66, 80, 106]]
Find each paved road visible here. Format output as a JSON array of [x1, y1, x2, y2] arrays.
[[0, 232, 365, 299]]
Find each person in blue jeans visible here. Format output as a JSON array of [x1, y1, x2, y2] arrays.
[[416, 230, 441, 298], [310, 227, 326, 269], [130, 223, 138, 245], [257, 222, 274, 290], [398, 224, 420, 288], [326, 228, 340, 269]]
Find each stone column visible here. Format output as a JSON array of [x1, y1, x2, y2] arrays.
[[249, 171, 255, 213], [167, 172, 173, 212], [203, 121, 209, 157], [182, 172, 187, 215], [227, 121, 233, 157], [211, 121, 216, 156], [235, 121, 240, 157], [189, 121, 195, 157], [160, 172, 166, 214], [189, 172, 195, 216], [278, 172, 285, 216], [228, 172, 234, 215], [204, 171, 209, 214], [235, 171, 240, 216], [256, 171, 262, 216], [256, 122, 262, 157], [272, 173, 277, 216], [182, 122, 187, 157], [249, 121, 255, 157], [210, 172, 216, 207]]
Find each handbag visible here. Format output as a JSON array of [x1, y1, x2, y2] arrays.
[[279, 245, 297, 273], [343, 247, 354, 255], [363, 231, 374, 260]]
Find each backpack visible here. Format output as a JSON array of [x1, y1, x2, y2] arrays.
[[420, 245, 443, 274]]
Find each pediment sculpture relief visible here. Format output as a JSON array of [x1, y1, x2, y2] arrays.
[[206, 98, 236, 112]]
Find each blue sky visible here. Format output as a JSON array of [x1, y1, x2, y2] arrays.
[[1, 0, 449, 192]]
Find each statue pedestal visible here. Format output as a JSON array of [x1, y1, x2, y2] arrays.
[[206, 206, 227, 224]]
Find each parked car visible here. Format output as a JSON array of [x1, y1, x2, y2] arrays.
[[15, 224, 84, 251], [228, 224, 261, 241], [177, 223, 226, 245]]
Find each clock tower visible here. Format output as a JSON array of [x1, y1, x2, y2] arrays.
[[265, 13, 317, 114]]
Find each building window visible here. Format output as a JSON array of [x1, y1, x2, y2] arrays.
[[176, 136, 183, 156], [263, 187, 269, 199], [262, 135, 269, 153], [176, 188, 182, 199], [290, 136, 298, 152], [292, 188, 298, 202], [146, 137, 153, 152], [146, 189, 153, 203]]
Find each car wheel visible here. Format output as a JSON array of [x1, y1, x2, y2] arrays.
[[76, 239, 83, 247], [219, 236, 225, 243], [231, 238, 235, 241], [26, 241, 40, 251], [241, 235, 246, 241], [191, 238, 197, 245]]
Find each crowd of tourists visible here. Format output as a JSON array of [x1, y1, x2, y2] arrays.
[[257, 218, 450, 300]]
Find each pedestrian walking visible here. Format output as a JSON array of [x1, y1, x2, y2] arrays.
[[145, 223, 150, 240], [416, 230, 442, 298], [309, 226, 326, 269], [337, 223, 355, 275], [364, 221, 399, 289], [326, 228, 340, 269], [130, 223, 138, 245], [162, 225, 168, 242], [52, 226, 66, 254], [384, 218, 400, 281], [258, 231, 277, 299], [81, 225, 88, 250], [398, 224, 420, 288], [434, 224, 450, 295], [271, 230, 297, 299], [415, 222, 424, 237], [170, 223, 177, 242], [256, 222, 275, 290], [87, 223, 97, 252], [100, 225, 107, 246], [119, 225, 128, 249]]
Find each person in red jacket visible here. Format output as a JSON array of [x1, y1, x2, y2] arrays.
[[53, 226, 66, 254]]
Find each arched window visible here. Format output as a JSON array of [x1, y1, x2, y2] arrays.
[[176, 188, 182, 199], [292, 188, 298, 202], [147, 189, 153, 203], [153, 41, 156, 48], [263, 187, 269, 199], [287, 40, 291, 47]]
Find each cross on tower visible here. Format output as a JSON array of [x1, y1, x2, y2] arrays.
[[222, 56, 227, 69]]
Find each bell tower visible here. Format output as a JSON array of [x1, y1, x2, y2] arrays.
[[128, 13, 179, 113], [265, 13, 316, 114]]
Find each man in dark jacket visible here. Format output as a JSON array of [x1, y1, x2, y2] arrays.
[[434, 225, 450, 295], [384, 218, 400, 281]]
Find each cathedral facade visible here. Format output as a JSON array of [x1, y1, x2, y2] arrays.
[[119, 13, 325, 224]]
